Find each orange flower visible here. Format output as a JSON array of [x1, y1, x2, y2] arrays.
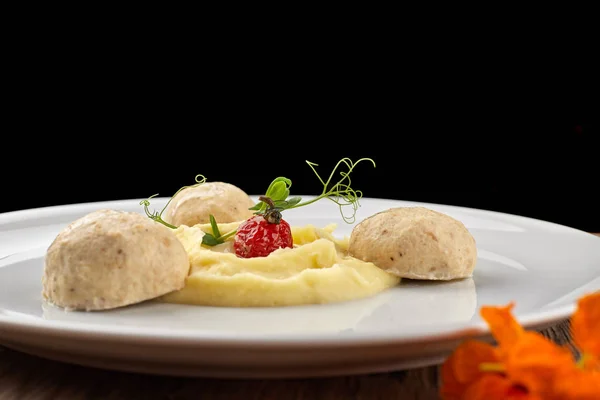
[[480, 303, 524, 349], [481, 303, 574, 396], [463, 374, 541, 400], [502, 331, 575, 395], [548, 291, 600, 399], [440, 291, 600, 400], [440, 340, 500, 400], [551, 366, 600, 400]]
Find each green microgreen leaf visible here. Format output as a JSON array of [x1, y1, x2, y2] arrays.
[[267, 180, 290, 202], [266, 177, 292, 199], [251, 177, 293, 212], [209, 214, 221, 238], [201, 214, 238, 246], [279, 196, 302, 208], [248, 203, 263, 211], [201, 233, 222, 246]]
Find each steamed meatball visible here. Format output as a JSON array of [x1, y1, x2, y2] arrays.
[[42, 209, 190, 311], [163, 181, 255, 227], [348, 207, 477, 280]]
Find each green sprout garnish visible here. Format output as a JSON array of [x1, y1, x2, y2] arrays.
[[140, 174, 207, 229], [140, 158, 375, 246], [251, 157, 375, 224], [201, 214, 237, 246], [249, 177, 294, 213]]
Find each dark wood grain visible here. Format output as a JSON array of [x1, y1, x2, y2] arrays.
[[1, 235, 597, 400]]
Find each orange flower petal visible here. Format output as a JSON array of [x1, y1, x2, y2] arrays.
[[440, 340, 500, 400], [452, 340, 501, 383], [462, 374, 541, 400], [571, 292, 600, 358], [504, 332, 576, 395], [580, 354, 600, 371], [551, 366, 600, 400], [480, 303, 524, 349]]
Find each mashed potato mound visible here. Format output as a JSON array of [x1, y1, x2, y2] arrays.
[[160, 222, 400, 307]]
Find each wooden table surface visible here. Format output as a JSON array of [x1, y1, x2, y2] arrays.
[[1, 234, 598, 400]]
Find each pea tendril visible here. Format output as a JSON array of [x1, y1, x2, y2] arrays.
[[295, 157, 375, 223], [139, 174, 207, 229], [252, 157, 375, 224], [140, 158, 375, 245]]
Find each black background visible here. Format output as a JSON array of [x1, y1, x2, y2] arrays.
[[2, 45, 598, 232]]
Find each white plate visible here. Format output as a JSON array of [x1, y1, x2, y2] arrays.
[[1, 197, 599, 378]]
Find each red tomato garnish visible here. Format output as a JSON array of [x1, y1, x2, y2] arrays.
[[234, 215, 293, 258]]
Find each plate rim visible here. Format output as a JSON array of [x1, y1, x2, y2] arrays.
[[0, 194, 597, 237], [1, 197, 598, 348]]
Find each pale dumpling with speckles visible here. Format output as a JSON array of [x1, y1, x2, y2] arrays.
[[162, 181, 255, 227], [348, 207, 477, 280], [42, 209, 190, 311]]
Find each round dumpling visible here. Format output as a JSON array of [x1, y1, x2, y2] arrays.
[[348, 207, 477, 280], [42, 209, 190, 311], [163, 181, 255, 227]]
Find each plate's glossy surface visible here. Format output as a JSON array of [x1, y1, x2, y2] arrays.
[[1, 197, 599, 378]]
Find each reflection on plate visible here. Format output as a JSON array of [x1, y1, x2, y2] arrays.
[[41, 291, 394, 335], [40, 278, 477, 335], [355, 278, 477, 331]]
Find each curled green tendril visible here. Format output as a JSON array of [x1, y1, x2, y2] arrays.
[[140, 174, 207, 229], [292, 157, 375, 224], [251, 157, 375, 224]]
